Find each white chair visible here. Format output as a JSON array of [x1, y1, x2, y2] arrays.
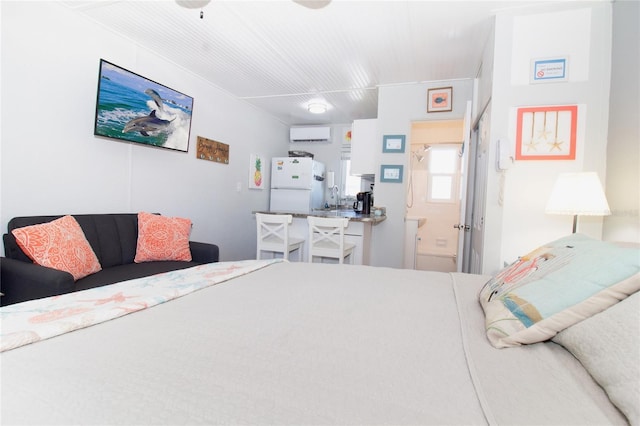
[[255, 213, 304, 261], [307, 216, 355, 264]]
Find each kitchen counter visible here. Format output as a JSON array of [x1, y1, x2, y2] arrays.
[[255, 210, 386, 224], [253, 210, 385, 265]]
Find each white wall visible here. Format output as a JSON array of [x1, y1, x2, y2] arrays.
[[603, 0, 640, 243], [484, 3, 614, 272], [0, 1, 288, 260], [287, 123, 352, 205], [373, 80, 475, 268]]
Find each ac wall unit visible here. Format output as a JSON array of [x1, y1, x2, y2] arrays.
[[290, 126, 331, 143]]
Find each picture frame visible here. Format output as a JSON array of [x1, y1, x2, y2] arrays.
[[94, 59, 193, 152], [382, 134, 406, 153], [249, 154, 265, 189], [427, 86, 452, 113], [196, 136, 229, 164], [515, 105, 577, 160], [380, 165, 404, 183], [531, 57, 568, 84]]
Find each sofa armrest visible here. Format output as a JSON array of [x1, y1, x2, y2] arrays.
[[189, 241, 219, 264], [0, 257, 75, 306]]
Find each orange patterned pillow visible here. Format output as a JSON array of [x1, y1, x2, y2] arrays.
[[12, 215, 102, 281], [134, 212, 192, 263]]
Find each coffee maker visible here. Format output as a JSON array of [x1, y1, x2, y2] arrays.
[[353, 191, 373, 214]]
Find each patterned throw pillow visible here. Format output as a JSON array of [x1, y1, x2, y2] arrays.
[[12, 215, 102, 281], [479, 233, 640, 348], [134, 212, 192, 263]]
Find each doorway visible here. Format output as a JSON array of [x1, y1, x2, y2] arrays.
[[406, 119, 465, 272]]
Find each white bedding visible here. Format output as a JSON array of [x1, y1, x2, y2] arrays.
[[0, 261, 627, 425]]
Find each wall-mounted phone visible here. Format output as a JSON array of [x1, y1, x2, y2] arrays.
[[496, 138, 513, 171]]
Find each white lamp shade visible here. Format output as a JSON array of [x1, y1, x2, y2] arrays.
[[545, 172, 611, 216]]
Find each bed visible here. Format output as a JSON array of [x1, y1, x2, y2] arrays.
[[1, 234, 638, 425]]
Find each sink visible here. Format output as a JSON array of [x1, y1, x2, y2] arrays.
[[314, 209, 360, 218]]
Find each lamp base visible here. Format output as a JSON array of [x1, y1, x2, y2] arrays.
[[572, 215, 578, 233]]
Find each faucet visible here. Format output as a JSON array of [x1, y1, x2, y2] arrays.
[[330, 185, 339, 207]]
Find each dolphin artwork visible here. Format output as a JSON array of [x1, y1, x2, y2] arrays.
[[123, 110, 174, 137], [144, 88, 164, 112]]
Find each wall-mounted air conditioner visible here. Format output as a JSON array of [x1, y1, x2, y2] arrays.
[[290, 126, 331, 143]]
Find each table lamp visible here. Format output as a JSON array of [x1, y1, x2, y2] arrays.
[[545, 172, 611, 233]]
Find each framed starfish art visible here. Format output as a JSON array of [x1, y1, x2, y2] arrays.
[[515, 105, 577, 160]]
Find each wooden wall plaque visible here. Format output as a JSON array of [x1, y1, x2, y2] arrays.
[[196, 136, 229, 164]]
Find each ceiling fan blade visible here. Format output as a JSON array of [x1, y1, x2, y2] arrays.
[[175, 0, 211, 9], [292, 0, 332, 9]]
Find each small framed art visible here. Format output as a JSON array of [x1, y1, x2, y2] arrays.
[[427, 87, 452, 113], [380, 165, 404, 183], [382, 135, 406, 153], [515, 105, 577, 160], [249, 154, 264, 189]]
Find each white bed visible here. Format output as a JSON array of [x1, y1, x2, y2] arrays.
[[1, 257, 633, 425]]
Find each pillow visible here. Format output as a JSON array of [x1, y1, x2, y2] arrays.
[[134, 212, 192, 263], [11, 215, 102, 281], [552, 292, 639, 425], [479, 233, 640, 348]]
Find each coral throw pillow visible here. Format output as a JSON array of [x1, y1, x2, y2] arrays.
[[134, 212, 192, 263], [11, 215, 102, 281]]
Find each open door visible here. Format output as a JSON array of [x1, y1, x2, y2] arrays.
[[468, 105, 491, 274], [455, 101, 473, 272]]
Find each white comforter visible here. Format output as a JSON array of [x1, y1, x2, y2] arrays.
[[0, 261, 627, 425]]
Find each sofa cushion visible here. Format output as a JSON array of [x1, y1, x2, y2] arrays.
[[134, 212, 192, 263], [5, 214, 142, 268], [11, 215, 102, 281]]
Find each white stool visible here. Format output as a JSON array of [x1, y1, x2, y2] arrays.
[[255, 213, 304, 261], [307, 216, 355, 264]]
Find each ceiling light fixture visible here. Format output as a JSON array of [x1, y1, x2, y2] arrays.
[[175, 0, 211, 18], [175, 0, 211, 8], [308, 103, 327, 114]]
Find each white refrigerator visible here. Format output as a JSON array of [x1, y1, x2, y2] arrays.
[[270, 157, 325, 213]]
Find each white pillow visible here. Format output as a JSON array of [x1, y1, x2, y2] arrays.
[[553, 292, 640, 425]]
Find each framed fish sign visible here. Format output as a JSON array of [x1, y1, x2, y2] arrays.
[[427, 86, 452, 113], [94, 59, 193, 152]]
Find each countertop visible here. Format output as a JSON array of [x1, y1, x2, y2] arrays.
[[255, 209, 387, 224]]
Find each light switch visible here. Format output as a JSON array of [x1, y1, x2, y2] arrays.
[[236, 182, 242, 192]]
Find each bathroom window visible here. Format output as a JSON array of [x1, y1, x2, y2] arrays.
[[427, 145, 461, 203]]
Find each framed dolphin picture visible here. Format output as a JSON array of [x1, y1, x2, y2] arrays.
[[94, 59, 193, 152]]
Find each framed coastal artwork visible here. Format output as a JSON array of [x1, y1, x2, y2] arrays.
[[382, 134, 406, 153], [515, 105, 577, 160], [380, 165, 404, 183], [427, 87, 452, 113], [94, 59, 193, 152]]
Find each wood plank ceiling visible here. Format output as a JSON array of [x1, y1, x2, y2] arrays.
[[59, 0, 550, 125]]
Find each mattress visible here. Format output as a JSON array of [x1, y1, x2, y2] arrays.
[[0, 261, 627, 425]]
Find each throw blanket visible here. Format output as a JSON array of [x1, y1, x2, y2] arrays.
[[0, 259, 282, 352]]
